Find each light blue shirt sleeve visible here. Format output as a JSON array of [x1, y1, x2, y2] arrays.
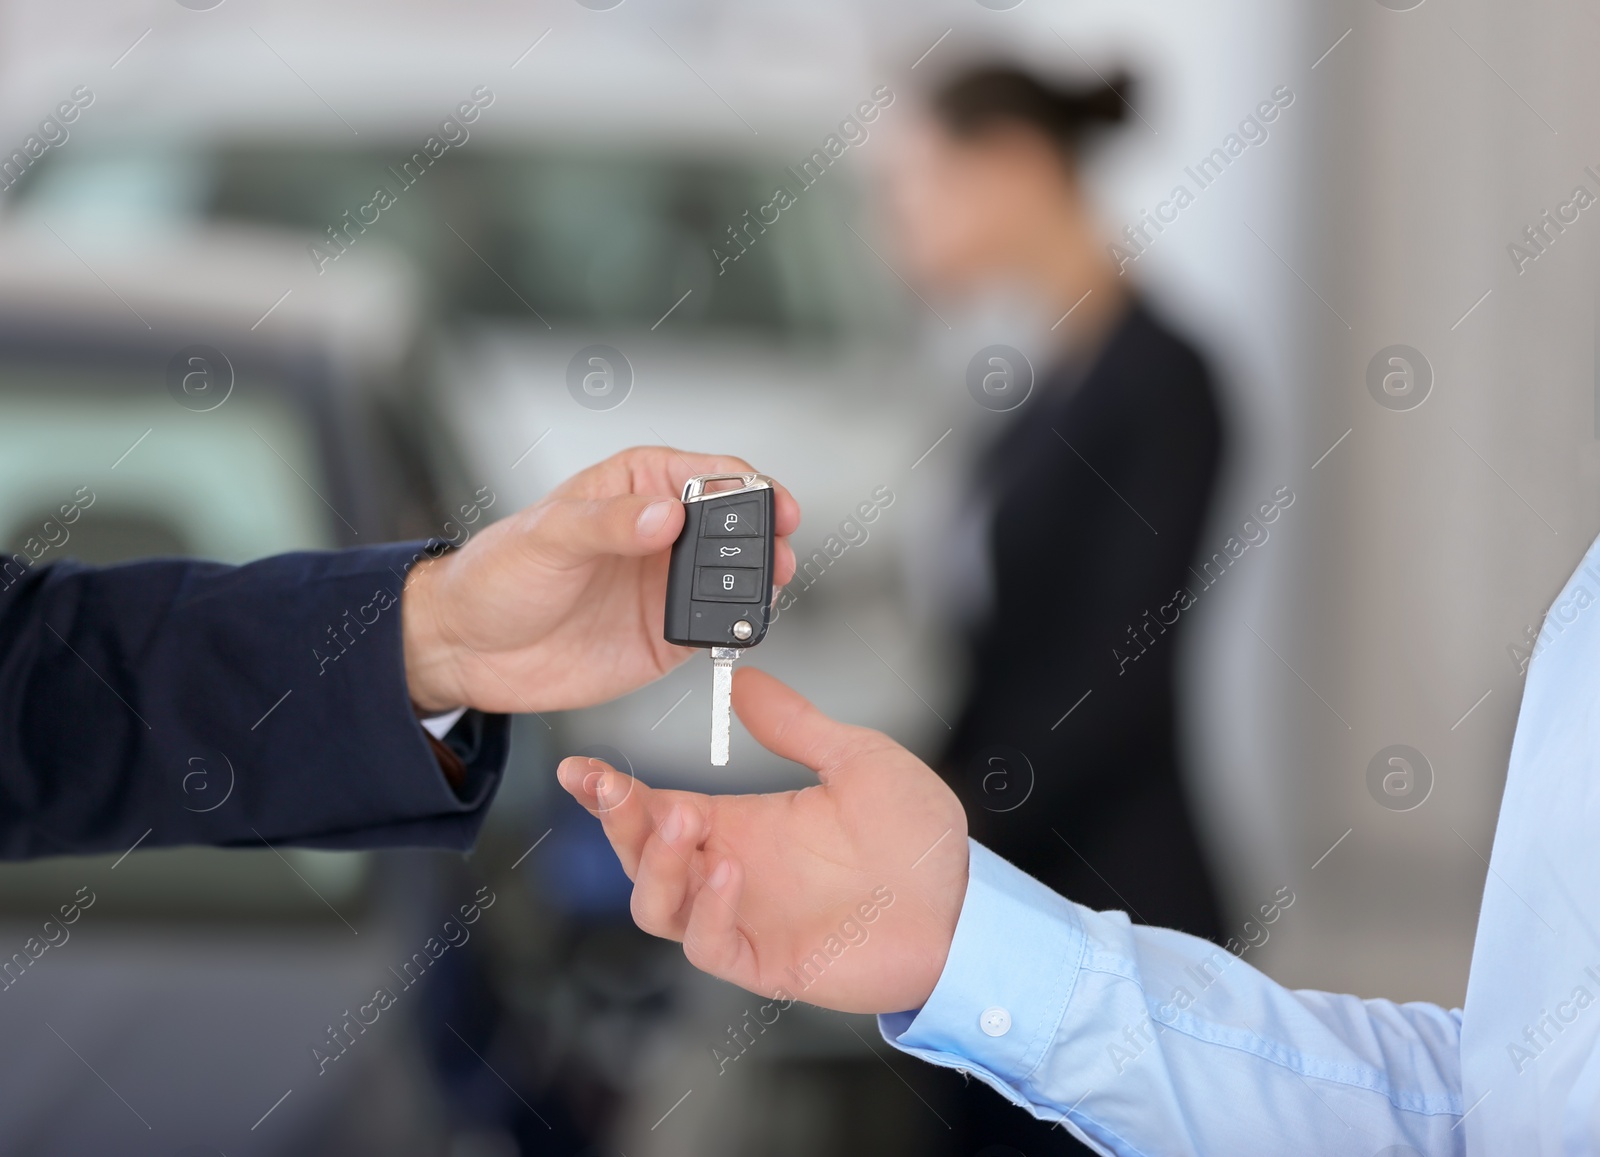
[[881, 840, 1467, 1157], [882, 530, 1600, 1153]]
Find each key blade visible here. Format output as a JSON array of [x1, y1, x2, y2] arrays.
[[710, 647, 739, 766]]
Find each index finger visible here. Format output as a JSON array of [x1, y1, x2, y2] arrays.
[[556, 756, 655, 878], [557, 756, 717, 883]]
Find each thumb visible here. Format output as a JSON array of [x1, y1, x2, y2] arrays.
[[731, 667, 879, 783], [521, 492, 683, 568]]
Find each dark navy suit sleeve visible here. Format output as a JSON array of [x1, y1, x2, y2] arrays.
[[0, 542, 510, 860]]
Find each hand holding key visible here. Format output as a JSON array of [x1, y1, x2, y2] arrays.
[[402, 447, 799, 715]]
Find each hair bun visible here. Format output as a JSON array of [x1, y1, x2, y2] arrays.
[[1076, 69, 1136, 128], [933, 65, 1138, 152]]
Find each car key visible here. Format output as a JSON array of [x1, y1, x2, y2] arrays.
[[663, 473, 777, 765]]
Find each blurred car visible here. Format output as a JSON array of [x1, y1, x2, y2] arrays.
[[0, 30, 970, 1155], [3, 75, 960, 783], [0, 218, 478, 895], [0, 220, 505, 1153]]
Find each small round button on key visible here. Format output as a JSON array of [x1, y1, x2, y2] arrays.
[[980, 1006, 1012, 1037], [732, 619, 753, 640]]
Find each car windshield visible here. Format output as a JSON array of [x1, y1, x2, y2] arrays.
[[0, 364, 337, 566], [0, 360, 355, 913], [10, 142, 894, 337]]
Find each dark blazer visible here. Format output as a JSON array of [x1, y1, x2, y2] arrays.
[[0, 542, 508, 860], [944, 299, 1227, 941]]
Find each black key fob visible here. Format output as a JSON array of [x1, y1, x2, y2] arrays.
[[663, 473, 776, 649]]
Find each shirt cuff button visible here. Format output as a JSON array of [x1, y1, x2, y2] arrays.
[[980, 1006, 1012, 1037]]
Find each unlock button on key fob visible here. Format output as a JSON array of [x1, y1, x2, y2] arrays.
[[701, 498, 763, 537]]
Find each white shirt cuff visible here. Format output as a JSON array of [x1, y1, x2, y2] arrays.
[[420, 706, 468, 740]]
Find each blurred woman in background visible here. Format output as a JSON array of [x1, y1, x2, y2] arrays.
[[886, 65, 1230, 1151]]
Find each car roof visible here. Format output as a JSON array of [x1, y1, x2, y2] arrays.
[[0, 11, 893, 157], [0, 221, 424, 373]]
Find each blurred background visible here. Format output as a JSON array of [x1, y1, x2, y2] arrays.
[[0, 0, 1590, 1153]]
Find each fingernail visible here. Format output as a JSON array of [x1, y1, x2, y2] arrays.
[[707, 859, 732, 890], [637, 499, 674, 537], [659, 806, 683, 843]]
